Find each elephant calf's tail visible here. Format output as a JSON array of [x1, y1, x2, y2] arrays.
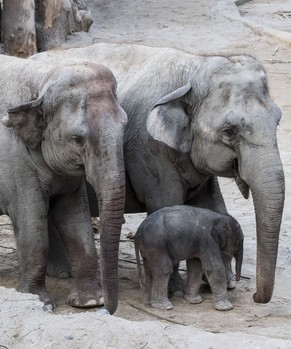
[[134, 232, 145, 291]]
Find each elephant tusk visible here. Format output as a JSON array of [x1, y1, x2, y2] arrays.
[[235, 176, 250, 199], [233, 159, 250, 199]]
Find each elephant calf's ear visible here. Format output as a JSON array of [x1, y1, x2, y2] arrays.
[[211, 219, 228, 250], [2, 97, 45, 148]]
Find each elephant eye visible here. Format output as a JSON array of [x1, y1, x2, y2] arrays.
[[221, 127, 237, 141], [71, 135, 85, 146]]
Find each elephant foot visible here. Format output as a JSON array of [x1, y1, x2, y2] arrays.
[[227, 279, 237, 290], [67, 287, 104, 308], [214, 299, 233, 311], [184, 292, 203, 304], [19, 285, 55, 310], [151, 298, 173, 310]]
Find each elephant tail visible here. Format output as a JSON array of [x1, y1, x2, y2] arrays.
[[134, 232, 145, 292]]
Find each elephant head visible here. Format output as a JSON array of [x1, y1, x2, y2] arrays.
[[1, 63, 127, 314], [211, 216, 244, 282], [147, 55, 285, 303]]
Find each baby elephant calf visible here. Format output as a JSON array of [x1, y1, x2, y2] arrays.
[[135, 205, 244, 311]]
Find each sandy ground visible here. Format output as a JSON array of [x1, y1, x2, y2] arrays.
[[1, 0, 291, 348]]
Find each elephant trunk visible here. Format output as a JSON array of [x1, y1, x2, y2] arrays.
[[238, 146, 285, 303], [86, 139, 126, 314]]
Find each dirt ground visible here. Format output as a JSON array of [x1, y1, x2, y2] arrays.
[[1, 0, 291, 348]]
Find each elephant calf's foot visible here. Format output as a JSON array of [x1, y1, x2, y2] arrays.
[[227, 279, 237, 290], [184, 292, 203, 304], [151, 298, 173, 310], [68, 287, 104, 308], [214, 299, 233, 311]]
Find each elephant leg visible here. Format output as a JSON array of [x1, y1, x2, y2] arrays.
[[49, 181, 103, 308], [47, 214, 71, 279], [142, 258, 152, 305], [221, 253, 236, 289], [184, 258, 203, 304], [203, 257, 233, 311], [149, 254, 173, 310], [168, 263, 186, 297], [9, 192, 53, 309]]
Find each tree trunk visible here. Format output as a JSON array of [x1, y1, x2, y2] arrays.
[[36, 0, 93, 52], [0, 1, 2, 42], [2, 0, 37, 57]]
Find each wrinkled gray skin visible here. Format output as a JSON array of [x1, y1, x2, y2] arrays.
[[135, 206, 244, 311], [0, 55, 127, 314], [31, 43, 285, 304]]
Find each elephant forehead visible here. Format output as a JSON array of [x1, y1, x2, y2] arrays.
[[216, 69, 267, 93]]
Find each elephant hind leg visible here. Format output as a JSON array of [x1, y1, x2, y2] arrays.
[[149, 254, 174, 310], [184, 258, 203, 304]]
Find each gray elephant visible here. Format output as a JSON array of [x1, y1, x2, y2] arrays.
[[31, 42, 285, 305], [135, 205, 244, 311], [0, 54, 127, 314]]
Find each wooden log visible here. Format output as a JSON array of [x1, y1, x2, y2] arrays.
[[0, 1, 2, 42], [2, 0, 37, 57], [36, 0, 93, 52]]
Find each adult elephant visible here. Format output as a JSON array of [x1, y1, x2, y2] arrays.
[[0, 54, 127, 314], [31, 43, 285, 304]]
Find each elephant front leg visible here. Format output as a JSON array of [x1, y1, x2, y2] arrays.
[[202, 255, 233, 311], [10, 197, 53, 309], [221, 253, 236, 289], [49, 183, 103, 308]]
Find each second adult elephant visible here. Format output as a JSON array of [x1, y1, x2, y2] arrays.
[[0, 55, 127, 314], [32, 43, 285, 305]]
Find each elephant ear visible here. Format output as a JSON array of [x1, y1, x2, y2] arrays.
[[211, 218, 228, 250], [146, 83, 192, 153], [1, 97, 45, 148]]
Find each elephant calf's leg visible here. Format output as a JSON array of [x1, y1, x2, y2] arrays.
[[150, 255, 173, 310], [142, 258, 152, 305], [221, 254, 236, 289], [205, 268, 233, 311], [184, 258, 203, 304]]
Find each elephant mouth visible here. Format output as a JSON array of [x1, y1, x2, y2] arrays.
[[233, 159, 250, 199]]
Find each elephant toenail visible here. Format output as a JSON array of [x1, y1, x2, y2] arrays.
[[84, 299, 98, 307]]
